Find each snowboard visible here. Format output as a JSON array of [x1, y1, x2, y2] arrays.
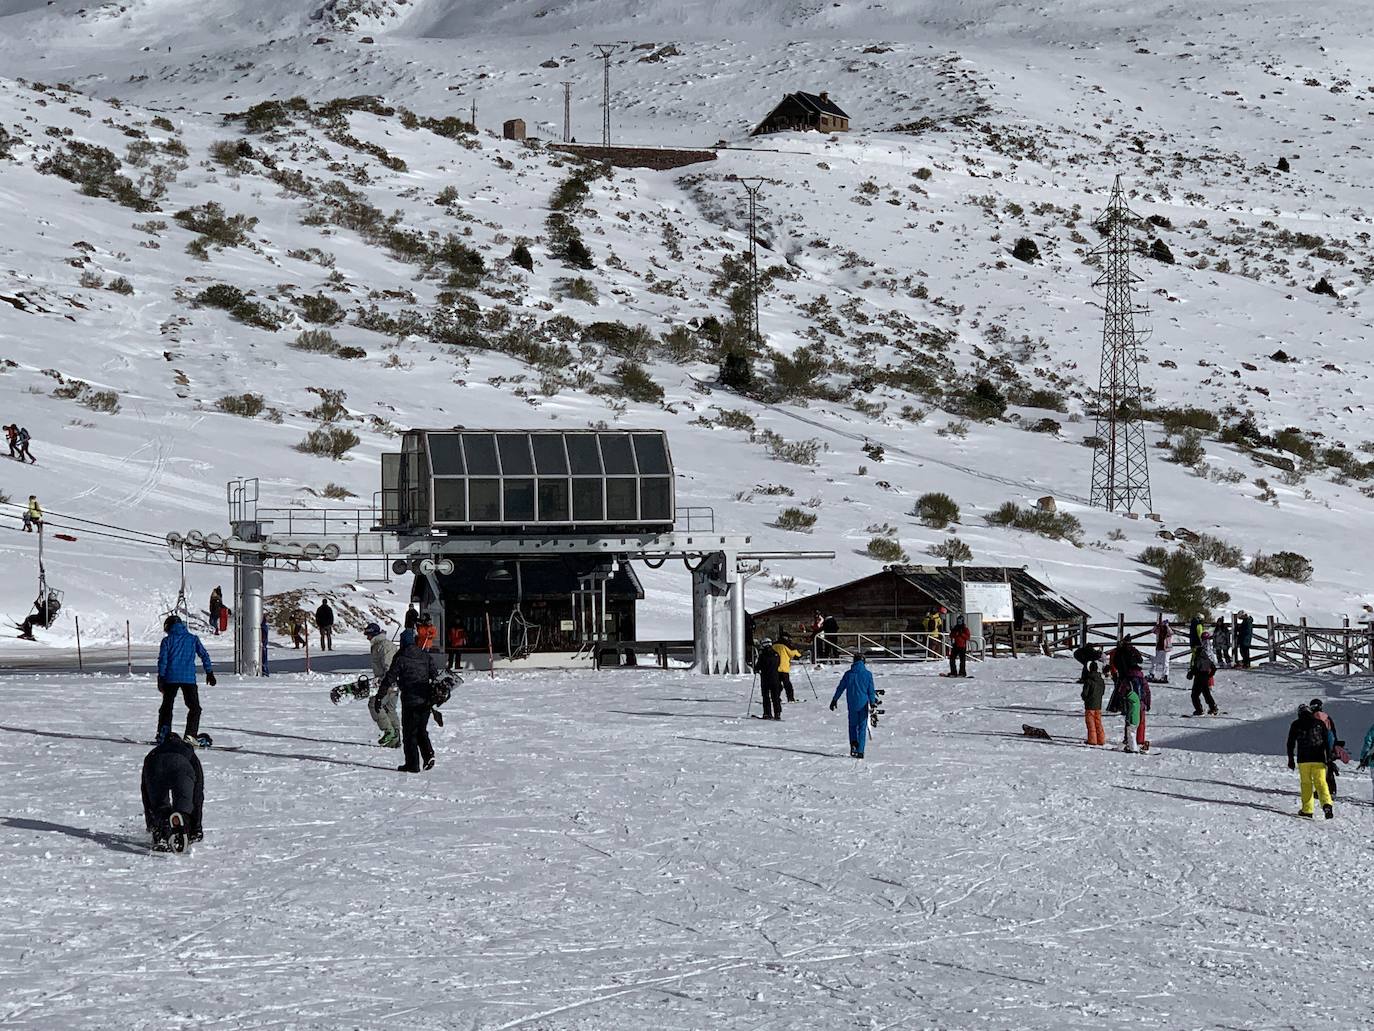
[[330, 675, 371, 705], [939, 672, 973, 678]]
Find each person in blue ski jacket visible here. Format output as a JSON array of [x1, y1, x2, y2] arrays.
[[1357, 721, 1374, 804], [829, 653, 878, 759], [156, 615, 215, 746]]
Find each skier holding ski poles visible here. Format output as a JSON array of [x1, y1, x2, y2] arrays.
[[829, 653, 878, 759]]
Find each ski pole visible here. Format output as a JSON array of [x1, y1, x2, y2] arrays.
[[745, 670, 758, 717], [801, 663, 819, 700]]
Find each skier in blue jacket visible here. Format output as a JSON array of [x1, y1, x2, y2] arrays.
[[156, 615, 215, 746], [1358, 721, 1374, 803], [829, 653, 878, 759]]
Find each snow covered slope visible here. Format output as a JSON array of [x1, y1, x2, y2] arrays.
[[3, 659, 1373, 1028], [3, 0, 1374, 648]]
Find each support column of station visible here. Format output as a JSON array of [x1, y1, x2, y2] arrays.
[[232, 520, 265, 676], [690, 552, 746, 675]]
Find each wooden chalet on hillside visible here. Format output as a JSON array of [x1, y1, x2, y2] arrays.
[[752, 565, 1087, 657], [751, 91, 851, 136]]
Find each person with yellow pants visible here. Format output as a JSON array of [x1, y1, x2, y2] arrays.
[[772, 635, 803, 703], [1287, 703, 1335, 819]]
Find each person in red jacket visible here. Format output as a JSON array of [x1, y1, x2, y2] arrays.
[[416, 614, 438, 652], [948, 616, 971, 678], [446, 621, 467, 671]]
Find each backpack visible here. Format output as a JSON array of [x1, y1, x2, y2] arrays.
[[17, 427, 29, 444]]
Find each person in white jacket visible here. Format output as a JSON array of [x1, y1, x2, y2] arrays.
[[1151, 617, 1173, 683], [365, 622, 401, 748]]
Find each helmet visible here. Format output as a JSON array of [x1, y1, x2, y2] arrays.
[[399, 628, 417, 647], [853, 652, 865, 663], [1298, 704, 1312, 716], [760, 638, 773, 648], [1202, 632, 1212, 640], [1309, 698, 1324, 712], [163, 614, 182, 633], [363, 622, 382, 638]]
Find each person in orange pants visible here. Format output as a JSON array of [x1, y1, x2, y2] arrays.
[[1081, 660, 1106, 745]]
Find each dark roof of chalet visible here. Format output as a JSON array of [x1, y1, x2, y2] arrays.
[[753, 565, 1087, 623], [788, 91, 849, 119]]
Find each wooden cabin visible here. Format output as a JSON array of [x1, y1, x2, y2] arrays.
[[751, 91, 851, 136]]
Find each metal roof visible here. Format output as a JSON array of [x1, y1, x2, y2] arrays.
[[790, 91, 850, 119]]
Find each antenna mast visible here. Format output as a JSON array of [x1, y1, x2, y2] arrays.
[[593, 44, 617, 146]]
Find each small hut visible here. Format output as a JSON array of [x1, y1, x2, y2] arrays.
[[751, 91, 850, 136]]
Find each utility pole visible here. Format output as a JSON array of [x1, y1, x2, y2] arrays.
[[737, 177, 766, 347], [1088, 174, 1154, 514], [470, 95, 477, 132], [561, 80, 574, 142], [593, 43, 617, 147]]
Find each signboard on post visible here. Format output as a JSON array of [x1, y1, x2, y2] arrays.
[[962, 582, 1014, 623]]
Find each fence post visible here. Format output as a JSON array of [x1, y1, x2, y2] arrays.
[[1117, 612, 1125, 642], [1344, 616, 1352, 675], [1268, 615, 1277, 663], [1080, 617, 1088, 648], [75, 615, 83, 673], [126, 620, 132, 676]]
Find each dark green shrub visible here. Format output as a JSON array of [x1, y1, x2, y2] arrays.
[[1250, 551, 1313, 583], [613, 361, 663, 404], [1168, 430, 1206, 466], [719, 348, 755, 393], [1146, 551, 1229, 616], [1012, 237, 1040, 263], [928, 538, 972, 566], [297, 293, 345, 325], [913, 492, 960, 529], [1158, 406, 1220, 434], [290, 329, 340, 354], [216, 393, 265, 417], [107, 276, 134, 295], [774, 507, 818, 533], [1150, 238, 1175, 264], [510, 242, 534, 271], [174, 201, 258, 248], [964, 379, 1007, 420], [296, 426, 359, 459], [1138, 545, 1171, 568], [987, 501, 1083, 543], [865, 536, 906, 563]]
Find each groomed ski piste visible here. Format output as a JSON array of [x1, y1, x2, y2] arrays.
[[4, 652, 1374, 1029]]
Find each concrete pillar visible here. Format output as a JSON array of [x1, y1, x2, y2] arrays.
[[726, 552, 745, 674], [691, 557, 716, 674], [232, 520, 264, 676]]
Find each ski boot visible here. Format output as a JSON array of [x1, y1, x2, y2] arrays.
[[423, 757, 436, 771], [195, 733, 213, 748], [1323, 804, 1335, 820], [183, 734, 199, 748], [380, 730, 401, 749], [168, 812, 188, 853], [1297, 811, 1314, 820], [154, 724, 171, 746]]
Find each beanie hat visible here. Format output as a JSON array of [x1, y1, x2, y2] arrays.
[[363, 622, 383, 638], [399, 628, 417, 647]]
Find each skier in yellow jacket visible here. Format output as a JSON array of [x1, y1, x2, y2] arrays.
[[772, 635, 803, 703]]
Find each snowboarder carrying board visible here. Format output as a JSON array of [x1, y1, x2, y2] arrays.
[[141, 733, 204, 852], [377, 628, 440, 773], [365, 622, 400, 748], [829, 653, 878, 759]]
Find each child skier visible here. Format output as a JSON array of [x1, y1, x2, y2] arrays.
[[1151, 617, 1173, 683], [1081, 660, 1106, 746], [1190, 653, 1218, 715], [1212, 618, 1233, 668], [364, 622, 401, 748], [1117, 668, 1152, 753], [829, 653, 878, 758], [1287, 704, 1334, 819]]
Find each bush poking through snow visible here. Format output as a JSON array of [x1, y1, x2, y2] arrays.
[[554, 277, 598, 304], [1168, 430, 1206, 466], [107, 277, 134, 295], [1309, 277, 1338, 297], [509, 242, 534, 271], [865, 536, 907, 563], [1012, 237, 1040, 263], [1150, 238, 1175, 264], [986, 502, 1083, 543], [215, 393, 266, 418], [757, 429, 822, 466], [290, 329, 340, 354], [913, 492, 960, 529], [611, 361, 663, 404], [192, 285, 284, 330], [37, 141, 158, 212], [773, 507, 818, 533], [1138, 545, 1171, 568], [1249, 551, 1313, 583], [296, 426, 359, 459], [1146, 550, 1230, 616], [174, 201, 258, 251], [928, 537, 972, 566]]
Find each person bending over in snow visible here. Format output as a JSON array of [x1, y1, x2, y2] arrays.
[[141, 732, 204, 852], [1190, 653, 1218, 716], [364, 622, 400, 748], [1081, 660, 1106, 746], [1287, 704, 1334, 819], [1072, 642, 1101, 685], [829, 653, 878, 759], [156, 615, 215, 746]]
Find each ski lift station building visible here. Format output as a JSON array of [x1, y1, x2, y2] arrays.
[[197, 428, 831, 675]]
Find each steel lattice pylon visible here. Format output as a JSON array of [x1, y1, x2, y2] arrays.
[[1088, 175, 1153, 514]]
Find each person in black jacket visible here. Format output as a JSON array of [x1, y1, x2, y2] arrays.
[[141, 734, 205, 851], [1287, 704, 1334, 819], [755, 638, 783, 720], [379, 628, 440, 772], [1190, 654, 1218, 716], [315, 601, 335, 651]]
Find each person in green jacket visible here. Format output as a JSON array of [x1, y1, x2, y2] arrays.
[[1358, 721, 1374, 804], [1081, 660, 1106, 745]]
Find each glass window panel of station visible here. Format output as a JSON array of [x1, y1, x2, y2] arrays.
[[462, 433, 500, 476], [566, 433, 603, 475], [606, 478, 639, 521], [427, 433, 466, 476], [632, 433, 669, 475], [434, 479, 467, 522], [532, 434, 569, 475], [572, 478, 604, 521], [497, 433, 535, 475], [640, 478, 672, 521], [538, 479, 570, 521], [503, 479, 536, 522], [598, 433, 637, 475], [469, 478, 501, 521]]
